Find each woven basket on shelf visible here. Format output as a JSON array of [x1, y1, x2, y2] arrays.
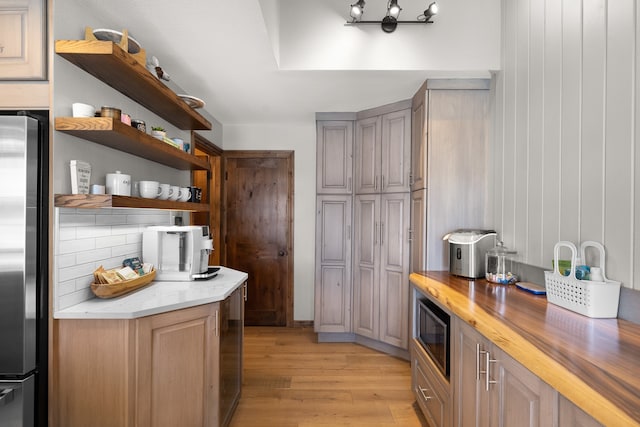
[[544, 241, 620, 318]]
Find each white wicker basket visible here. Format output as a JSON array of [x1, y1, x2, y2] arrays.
[[544, 241, 621, 318]]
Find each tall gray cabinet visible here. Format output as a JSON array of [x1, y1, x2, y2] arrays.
[[314, 119, 354, 334], [410, 79, 492, 273], [352, 103, 411, 350], [315, 101, 411, 354]]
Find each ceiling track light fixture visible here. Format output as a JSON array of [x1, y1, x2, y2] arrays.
[[347, 1, 438, 33]]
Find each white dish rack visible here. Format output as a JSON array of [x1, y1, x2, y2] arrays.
[[544, 241, 621, 318]]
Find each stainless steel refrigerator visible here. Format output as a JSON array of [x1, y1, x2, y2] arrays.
[[0, 112, 48, 427]]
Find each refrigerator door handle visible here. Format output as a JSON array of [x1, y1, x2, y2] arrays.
[[0, 387, 15, 406]]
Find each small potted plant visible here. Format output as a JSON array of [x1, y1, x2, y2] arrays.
[[150, 126, 166, 140]]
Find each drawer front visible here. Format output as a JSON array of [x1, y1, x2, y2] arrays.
[[412, 342, 450, 427]]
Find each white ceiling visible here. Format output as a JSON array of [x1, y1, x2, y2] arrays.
[[78, 0, 500, 125]]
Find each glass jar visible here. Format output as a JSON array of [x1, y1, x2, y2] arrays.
[[485, 241, 518, 284]]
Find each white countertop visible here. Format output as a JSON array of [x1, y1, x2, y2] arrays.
[[54, 266, 248, 319]]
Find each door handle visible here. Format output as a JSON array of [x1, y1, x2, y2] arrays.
[[278, 250, 287, 257], [0, 388, 15, 406], [485, 351, 497, 391]]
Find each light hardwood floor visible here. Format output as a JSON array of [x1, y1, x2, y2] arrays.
[[229, 326, 428, 427]]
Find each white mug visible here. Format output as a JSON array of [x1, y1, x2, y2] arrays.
[[72, 102, 96, 118], [139, 181, 161, 199], [90, 184, 105, 195], [158, 183, 171, 200], [168, 185, 180, 201], [178, 187, 191, 202]]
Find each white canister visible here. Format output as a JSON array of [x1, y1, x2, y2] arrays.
[[106, 171, 132, 196]]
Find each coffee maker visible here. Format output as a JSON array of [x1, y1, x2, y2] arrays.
[[143, 225, 214, 281]]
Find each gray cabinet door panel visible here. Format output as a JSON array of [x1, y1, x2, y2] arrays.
[[314, 195, 352, 333], [316, 121, 353, 194]]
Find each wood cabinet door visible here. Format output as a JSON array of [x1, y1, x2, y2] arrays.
[[558, 395, 603, 427], [452, 317, 490, 427], [453, 318, 556, 427], [354, 116, 381, 194], [316, 121, 353, 194], [0, 0, 46, 79], [411, 85, 427, 191], [314, 195, 352, 333], [379, 193, 410, 348], [136, 304, 219, 427], [381, 109, 411, 193], [353, 194, 380, 338], [410, 189, 427, 273], [488, 346, 556, 427]]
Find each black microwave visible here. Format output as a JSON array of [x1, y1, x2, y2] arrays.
[[416, 298, 451, 378]]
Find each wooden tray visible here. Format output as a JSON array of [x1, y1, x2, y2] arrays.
[[91, 269, 156, 299]]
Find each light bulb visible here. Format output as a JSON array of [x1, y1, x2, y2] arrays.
[[388, 0, 401, 19]]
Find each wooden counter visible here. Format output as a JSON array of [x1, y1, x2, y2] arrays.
[[410, 271, 640, 427]]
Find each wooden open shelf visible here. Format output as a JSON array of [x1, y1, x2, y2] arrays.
[[55, 194, 210, 212], [55, 39, 211, 131], [55, 117, 210, 171]]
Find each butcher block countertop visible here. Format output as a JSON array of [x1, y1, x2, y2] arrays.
[[410, 271, 640, 427]]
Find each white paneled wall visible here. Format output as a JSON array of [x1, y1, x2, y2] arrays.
[[494, 0, 639, 289], [54, 208, 172, 311]]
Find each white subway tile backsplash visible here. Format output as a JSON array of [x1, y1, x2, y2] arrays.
[[58, 262, 97, 283], [58, 238, 96, 255], [58, 279, 76, 297], [57, 253, 77, 269], [111, 243, 141, 257], [58, 227, 76, 241], [75, 247, 113, 264], [126, 233, 142, 244], [111, 224, 146, 236], [96, 214, 130, 226], [54, 208, 173, 311], [76, 226, 113, 239], [127, 213, 169, 224], [95, 235, 127, 249], [74, 275, 94, 291], [59, 288, 94, 310], [58, 213, 96, 227]]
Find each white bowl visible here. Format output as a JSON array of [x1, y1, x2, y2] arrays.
[[72, 103, 96, 118]]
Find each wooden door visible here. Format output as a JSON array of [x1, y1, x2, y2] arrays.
[[224, 151, 293, 326], [314, 195, 352, 333], [316, 121, 353, 194]]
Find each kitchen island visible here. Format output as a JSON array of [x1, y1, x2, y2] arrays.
[[51, 266, 247, 427], [410, 271, 640, 427]]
